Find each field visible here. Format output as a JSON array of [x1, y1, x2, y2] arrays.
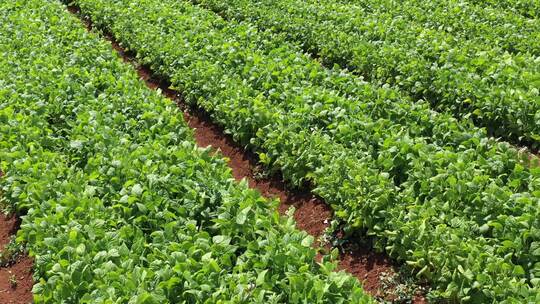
[[0, 0, 539, 303]]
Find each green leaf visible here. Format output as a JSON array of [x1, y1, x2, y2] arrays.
[[256, 269, 268, 286]]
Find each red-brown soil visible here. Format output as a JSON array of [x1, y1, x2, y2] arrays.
[[0, 213, 33, 304], [0, 214, 19, 246], [66, 4, 427, 302]]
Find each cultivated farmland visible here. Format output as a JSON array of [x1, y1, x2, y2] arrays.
[[0, 0, 539, 303]]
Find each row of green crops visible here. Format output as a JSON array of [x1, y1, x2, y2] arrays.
[[69, 0, 540, 301], [468, 0, 539, 19], [0, 0, 372, 302], [191, 0, 540, 148], [338, 0, 540, 55]]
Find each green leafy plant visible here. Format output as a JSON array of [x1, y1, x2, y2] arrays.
[[192, 0, 540, 148], [9, 273, 17, 289], [64, 0, 540, 301], [0, 236, 25, 267], [469, 0, 539, 18]]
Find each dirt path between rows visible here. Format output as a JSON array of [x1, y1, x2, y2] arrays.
[[25, 4, 427, 302], [0, 170, 33, 304], [0, 214, 33, 304]]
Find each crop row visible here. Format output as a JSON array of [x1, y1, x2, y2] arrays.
[[339, 0, 540, 55], [70, 0, 540, 301], [470, 0, 539, 19], [0, 0, 371, 302], [192, 0, 540, 147]]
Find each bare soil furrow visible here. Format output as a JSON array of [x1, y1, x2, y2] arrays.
[[0, 171, 33, 304]]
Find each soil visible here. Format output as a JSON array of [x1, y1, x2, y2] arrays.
[[0, 213, 33, 304], [340, 245, 397, 295], [0, 214, 19, 246], [66, 4, 427, 302]]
